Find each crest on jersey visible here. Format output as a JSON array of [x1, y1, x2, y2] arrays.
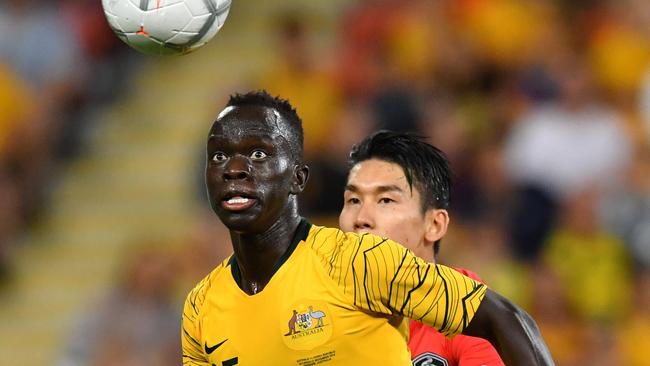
[[412, 352, 449, 366], [281, 300, 332, 350]]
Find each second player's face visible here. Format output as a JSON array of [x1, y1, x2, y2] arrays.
[[339, 159, 432, 261], [205, 105, 296, 233]]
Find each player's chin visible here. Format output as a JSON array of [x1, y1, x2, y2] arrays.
[[214, 206, 263, 232]]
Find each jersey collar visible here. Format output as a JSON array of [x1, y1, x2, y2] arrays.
[[229, 217, 312, 292]]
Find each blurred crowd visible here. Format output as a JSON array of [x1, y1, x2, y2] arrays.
[[255, 0, 650, 365], [0, 0, 130, 281], [1, 0, 649, 365], [59, 216, 231, 366]]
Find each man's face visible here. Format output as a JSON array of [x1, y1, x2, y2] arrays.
[[339, 159, 434, 261], [205, 105, 298, 233]]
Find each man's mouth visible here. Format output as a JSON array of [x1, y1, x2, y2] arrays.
[[221, 195, 257, 211]]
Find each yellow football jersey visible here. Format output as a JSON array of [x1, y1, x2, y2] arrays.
[[182, 219, 486, 365]]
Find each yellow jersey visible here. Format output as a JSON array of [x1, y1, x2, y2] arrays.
[[182, 219, 486, 365]]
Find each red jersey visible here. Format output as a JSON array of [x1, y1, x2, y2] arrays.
[[409, 268, 505, 366]]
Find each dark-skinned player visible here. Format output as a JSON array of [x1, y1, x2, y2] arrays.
[[181, 90, 554, 365]]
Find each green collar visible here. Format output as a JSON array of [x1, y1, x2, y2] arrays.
[[229, 217, 312, 291]]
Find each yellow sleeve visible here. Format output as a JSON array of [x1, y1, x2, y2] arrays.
[[308, 228, 487, 336], [181, 276, 210, 365]]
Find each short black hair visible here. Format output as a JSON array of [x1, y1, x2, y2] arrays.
[[349, 130, 452, 256], [226, 90, 304, 158]]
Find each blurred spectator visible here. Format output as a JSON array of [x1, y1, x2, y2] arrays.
[[504, 58, 631, 260], [173, 213, 231, 296], [0, 0, 132, 284], [574, 323, 623, 366], [505, 60, 631, 198], [450, 133, 512, 226], [419, 92, 469, 168], [0, 168, 21, 281], [601, 142, 650, 269], [0, 0, 128, 161], [336, 0, 402, 97], [641, 68, 650, 139], [302, 100, 376, 216], [505, 184, 558, 262], [443, 217, 531, 308], [0, 62, 41, 280], [0, 0, 119, 224], [0, 0, 86, 162], [452, 0, 552, 67], [0, 63, 34, 156], [0, 0, 85, 92], [370, 66, 422, 134], [57, 0, 130, 158], [529, 262, 585, 366], [258, 11, 342, 158], [544, 188, 632, 323], [382, 0, 439, 90], [59, 245, 180, 366], [61, 0, 121, 62], [586, 1, 650, 97], [617, 269, 650, 366]]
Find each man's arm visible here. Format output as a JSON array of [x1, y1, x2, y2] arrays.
[[321, 230, 552, 364], [463, 289, 555, 366], [181, 279, 211, 366]]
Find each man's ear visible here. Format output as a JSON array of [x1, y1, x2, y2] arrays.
[[424, 208, 449, 244], [291, 163, 310, 194]]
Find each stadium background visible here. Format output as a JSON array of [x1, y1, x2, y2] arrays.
[[1, 0, 649, 364]]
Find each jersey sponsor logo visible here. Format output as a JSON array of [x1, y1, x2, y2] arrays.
[[412, 352, 449, 366], [205, 339, 228, 354], [281, 300, 333, 350]]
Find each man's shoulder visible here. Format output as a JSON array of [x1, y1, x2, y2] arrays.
[[303, 224, 345, 250], [304, 225, 398, 255], [452, 267, 484, 283], [184, 256, 232, 310]]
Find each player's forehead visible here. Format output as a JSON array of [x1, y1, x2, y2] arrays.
[[209, 105, 290, 144], [346, 159, 410, 193]]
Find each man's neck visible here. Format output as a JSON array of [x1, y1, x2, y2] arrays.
[[230, 211, 301, 295]]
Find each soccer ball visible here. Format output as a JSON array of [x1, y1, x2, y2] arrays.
[[101, 0, 231, 55]]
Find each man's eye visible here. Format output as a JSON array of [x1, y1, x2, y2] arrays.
[[379, 197, 394, 204], [251, 150, 267, 160], [212, 152, 227, 162], [347, 197, 360, 204]]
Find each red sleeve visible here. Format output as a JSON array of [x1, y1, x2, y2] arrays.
[[451, 335, 505, 366]]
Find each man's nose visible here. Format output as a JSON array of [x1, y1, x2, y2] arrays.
[[353, 203, 375, 231], [223, 155, 251, 181]]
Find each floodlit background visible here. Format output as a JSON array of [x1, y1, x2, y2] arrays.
[[1, 0, 649, 365]]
